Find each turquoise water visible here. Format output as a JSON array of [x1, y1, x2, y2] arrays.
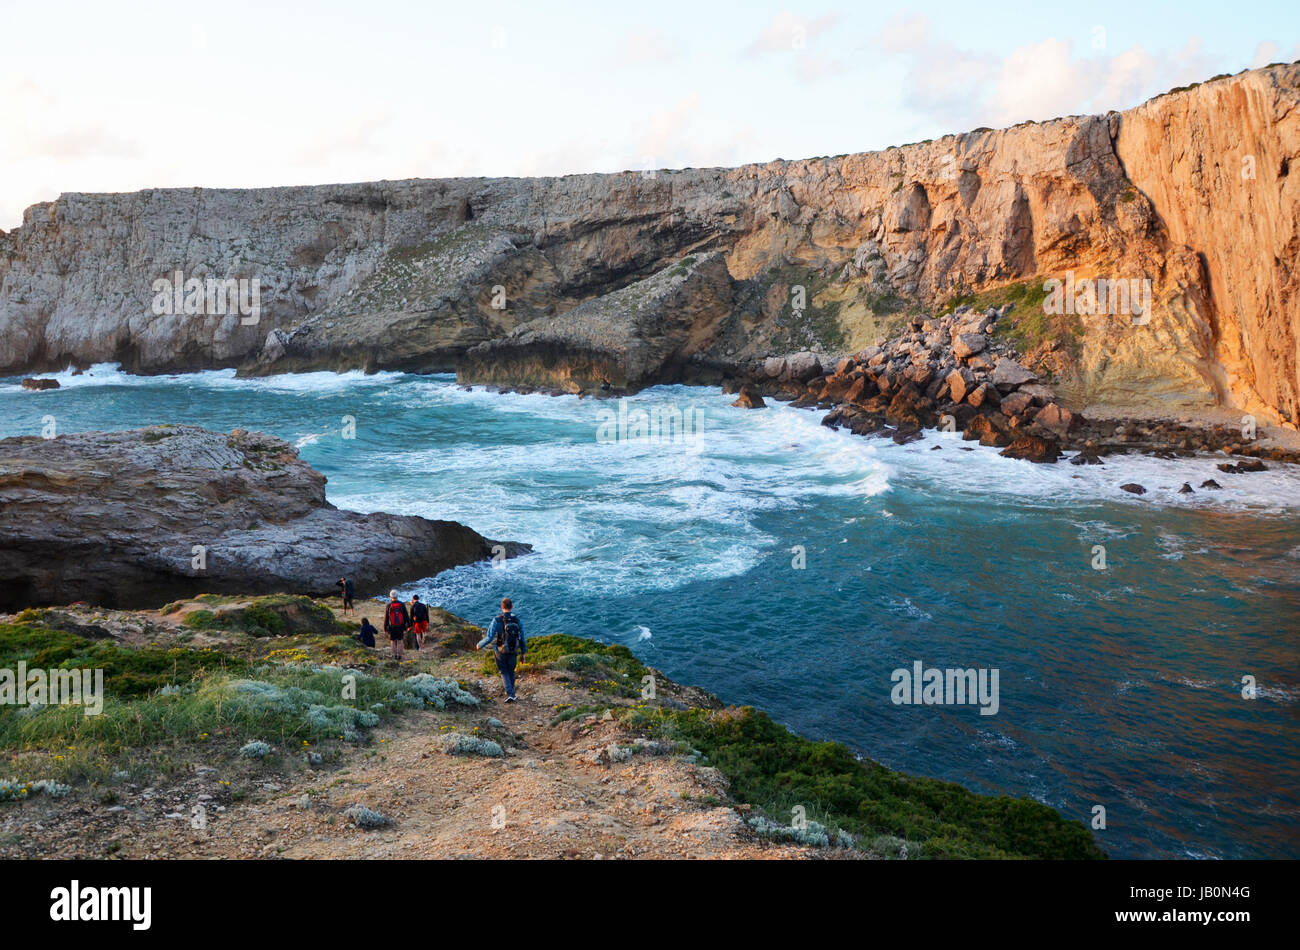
[[3, 366, 1299, 858]]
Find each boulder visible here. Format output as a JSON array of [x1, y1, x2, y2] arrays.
[[945, 368, 974, 404], [1034, 403, 1076, 435], [998, 391, 1034, 417], [21, 377, 60, 391], [783, 351, 822, 383], [730, 384, 766, 409], [962, 414, 1011, 447], [967, 382, 1000, 409], [1200, 478, 1222, 490], [1120, 483, 1147, 495], [764, 356, 787, 378], [1000, 434, 1062, 463], [952, 333, 987, 359], [990, 358, 1037, 388]]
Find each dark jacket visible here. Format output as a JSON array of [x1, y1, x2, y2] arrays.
[[383, 600, 410, 636], [476, 612, 526, 657], [337, 578, 354, 599], [357, 620, 377, 648]]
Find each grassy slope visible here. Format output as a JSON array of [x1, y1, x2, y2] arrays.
[[2, 604, 1103, 859]]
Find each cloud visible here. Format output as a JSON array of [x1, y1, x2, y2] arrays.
[[869, 15, 1225, 130], [745, 11, 842, 56], [614, 30, 682, 66]]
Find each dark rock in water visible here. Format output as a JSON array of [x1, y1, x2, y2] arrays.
[[1069, 447, 1104, 465], [1120, 483, 1147, 495], [930, 444, 943, 450], [1217, 462, 1240, 473], [1000, 434, 1062, 464], [1200, 478, 1222, 490], [21, 377, 59, 391], [731, 384, 766, 409], [791, 391, 819, 409], [1236, 458, 1267, 472], [962, 414, 1010, 447], [0, 425, 529, 610], [891, 426, 924, 445], [1178, 483, 1195, 494]]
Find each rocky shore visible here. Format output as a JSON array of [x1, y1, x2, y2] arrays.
[[0, 426, 528, 611], [718, 303, 1300, 472]]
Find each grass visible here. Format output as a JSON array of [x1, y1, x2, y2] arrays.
[[939, 278, 1081, 360]]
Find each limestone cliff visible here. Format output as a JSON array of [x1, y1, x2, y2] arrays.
[[1, 64, 1296, 425]]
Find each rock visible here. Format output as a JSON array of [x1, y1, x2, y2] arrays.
[[763, 357, 787, 379], [730, 385, 766, 409], [783, 351, 823, 383], [835, 357, 857, 375], [1034, 403, 1076, 435], [1017, 383, 1057, 405], [952, 333, 986, 359], [1200, 478, 1222, 489], [0, 426, 530, 610], [1069, 448, 1104, 465], [998, 391, 1034, 417], [1120, 483, 1147, 495], [966, 382, 1000, 409], [962, 414, 1011, 447], [1178, 483, 1195, 493], [945, 368, 973, 404], [990, 359, 1037, 388], [1000, 435, 1062, 463], [20, 377, 60, 391]]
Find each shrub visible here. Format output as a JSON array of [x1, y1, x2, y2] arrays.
[[238, 741, 272, 759], [438, 733, 503, 757], [343, 804, 392, 829]]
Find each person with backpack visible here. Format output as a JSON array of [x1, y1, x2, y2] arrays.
[[336, 576, 355, 614], [357, 617, 377, 648], [383, 590, 410, 659], [409, 594, 430, 649], [476, 597, 526, 702]]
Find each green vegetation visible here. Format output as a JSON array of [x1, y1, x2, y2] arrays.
[[646, 705, 1104, 859], [177, 595, 352, 639], [481, 633, 649, 697]]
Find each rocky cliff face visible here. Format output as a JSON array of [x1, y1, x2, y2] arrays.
[[0, 425, 528, 609], [2, 64, 1296, 425]]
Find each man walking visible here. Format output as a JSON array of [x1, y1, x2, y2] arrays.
[[476, 597, 526, 702], [384, 590, 410, 660], [409, 594, 430, 649]]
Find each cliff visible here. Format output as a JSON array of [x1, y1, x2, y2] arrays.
[[1, 64, 1296, 426]]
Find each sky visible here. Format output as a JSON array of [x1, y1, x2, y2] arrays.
[[2, 0, 1298, 230]]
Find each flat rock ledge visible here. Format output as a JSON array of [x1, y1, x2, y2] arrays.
[[0, 425, 529, 610]]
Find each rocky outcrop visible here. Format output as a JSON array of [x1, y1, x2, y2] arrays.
[[455, 252, 735, 391], [1, 65, 1297, 423], [0, 426, 528, 610]]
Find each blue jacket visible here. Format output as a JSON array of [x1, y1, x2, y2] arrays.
[[477, 612, 526, 656]]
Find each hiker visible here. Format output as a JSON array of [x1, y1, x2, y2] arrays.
[[409, 594, 430, 649], [357, 617, 377, 648], [476, 597, 526, 702], [384, 590, 410, 659], [336, 576, 355, 614]]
